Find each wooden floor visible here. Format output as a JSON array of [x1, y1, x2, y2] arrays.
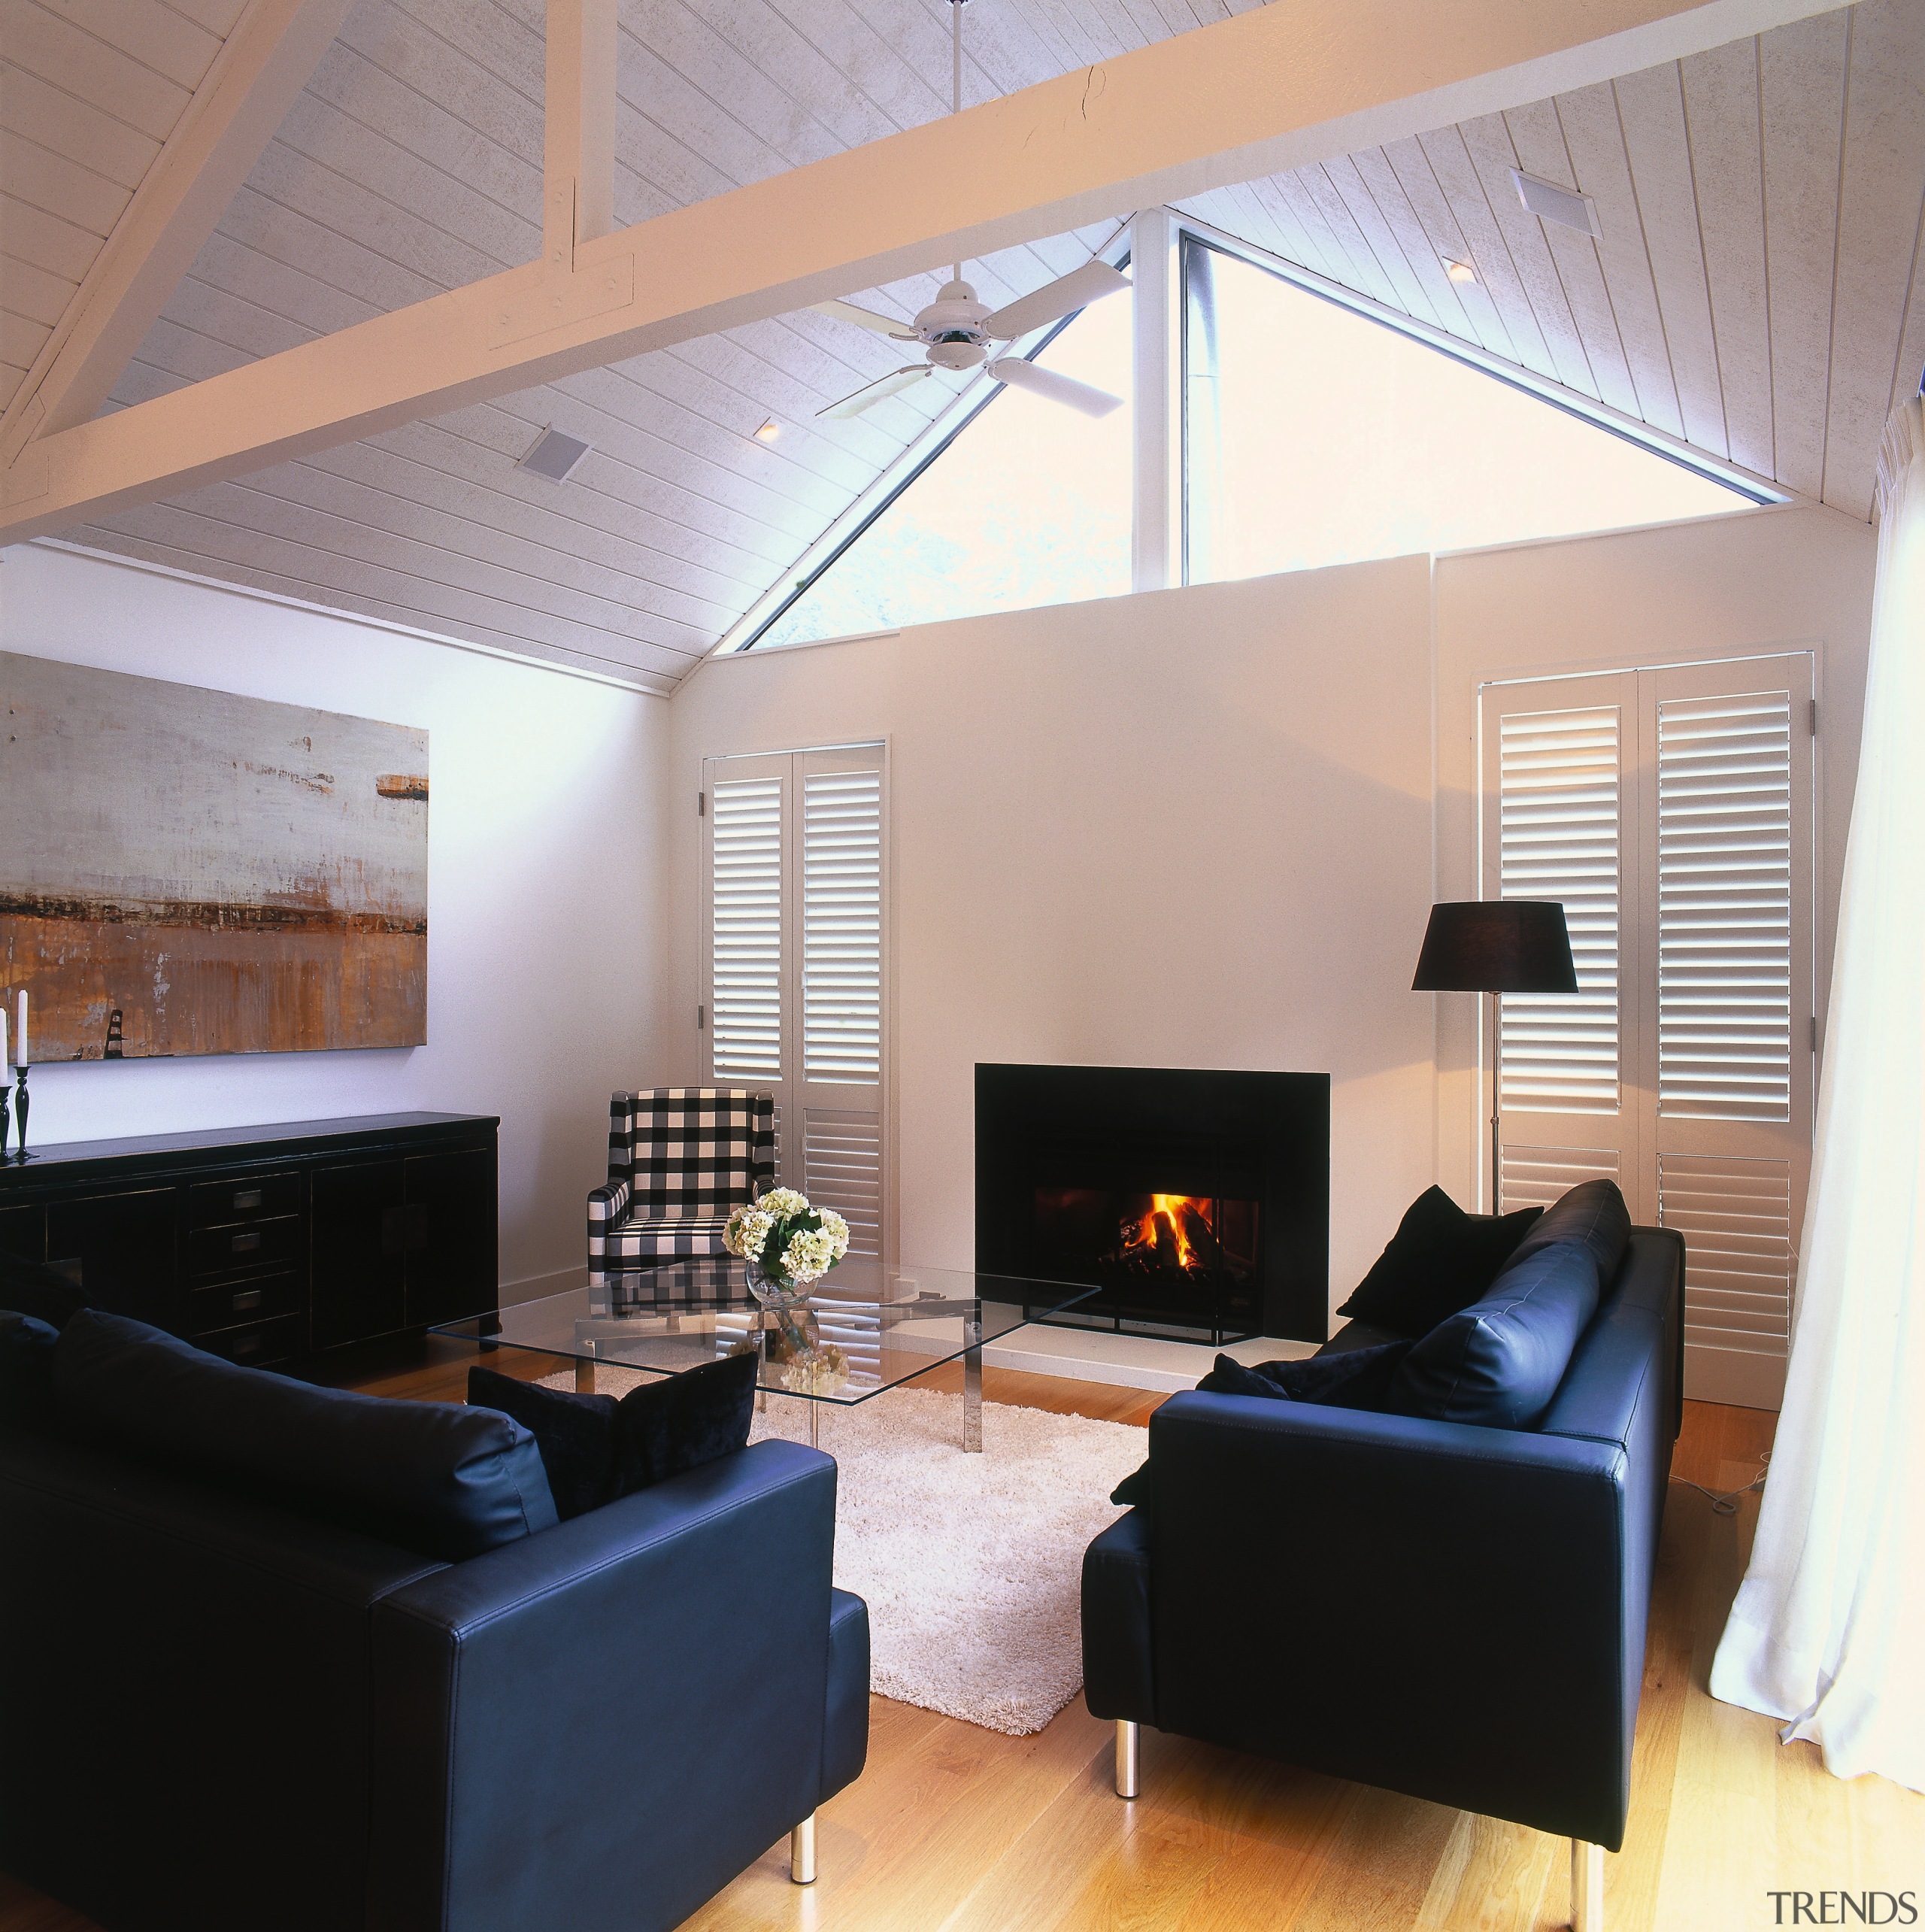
[[5, 1342, 1919, 1932]]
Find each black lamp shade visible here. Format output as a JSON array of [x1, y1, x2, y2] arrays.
[[1411, 900, 1578, 993]]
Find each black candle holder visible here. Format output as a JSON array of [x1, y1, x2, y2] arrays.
[[0, 1075, 9, 1160], [13, 1065, 28, 1162]]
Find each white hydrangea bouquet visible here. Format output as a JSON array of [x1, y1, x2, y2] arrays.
[[723, 1187, 850, 1299]]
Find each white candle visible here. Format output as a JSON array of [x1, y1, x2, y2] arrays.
[[15, 990, 24, 1067]]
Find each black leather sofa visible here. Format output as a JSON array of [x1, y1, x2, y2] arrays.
[[1082, 1221, 1682, 1870], [0, 1311, 871, 1932]]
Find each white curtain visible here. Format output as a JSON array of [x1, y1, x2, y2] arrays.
[[1708, 396, 1925, 1793]]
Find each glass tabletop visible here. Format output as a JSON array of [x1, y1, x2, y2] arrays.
[[432, 1257, 1099, 1408]]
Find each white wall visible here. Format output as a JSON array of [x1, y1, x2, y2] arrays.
[[0, 543, 671, 1296], [1430, 503, 1877, 1204], [664, 557, 1440, 1324]]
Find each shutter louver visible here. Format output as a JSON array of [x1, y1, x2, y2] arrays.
[[711, 776, 782, 1078], [1660, 1152, 1793, 1359], [803, 1108, 883, 1259], [1498, 705, 1622, 1112], [802, 769, 881, 1081], [1499, 1144, 1622, 1213], [1657, 693, 1793, 1121]]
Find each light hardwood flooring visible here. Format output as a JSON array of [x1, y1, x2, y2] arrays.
[[5, 1341, 1918, 1932]]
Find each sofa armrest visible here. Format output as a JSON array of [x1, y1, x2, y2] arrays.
[[1081, 1506, 1153, 1724], [368, 1440, 837, 1932], [586, 1178, 632, 1260], [823, 1587, 871, 1801], [1147, 1393, 1640, 1849]]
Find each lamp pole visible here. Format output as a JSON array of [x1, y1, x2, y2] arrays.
[[1489, 990, 1501, 1217]]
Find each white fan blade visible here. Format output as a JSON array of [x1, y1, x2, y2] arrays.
[[983, 262, 1130, 341], [817, 365, 934, 420], [987, 357, 1122, 418], [811, 299, 911, 338]]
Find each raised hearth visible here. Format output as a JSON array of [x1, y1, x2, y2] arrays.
[[975, 1064, 1329, 1345]]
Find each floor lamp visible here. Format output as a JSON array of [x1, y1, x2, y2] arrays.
[[1412, 900, 1578, 1215]]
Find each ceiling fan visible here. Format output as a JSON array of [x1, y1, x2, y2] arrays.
[[809, 0, 1129, 424]]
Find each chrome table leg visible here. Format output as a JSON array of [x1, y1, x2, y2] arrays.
[[963, 1308, 982, 1452]]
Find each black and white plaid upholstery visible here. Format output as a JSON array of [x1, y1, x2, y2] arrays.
[[587, 1087, 775, 1268]]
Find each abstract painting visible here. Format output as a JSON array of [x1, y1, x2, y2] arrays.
[[1, 651, 427, 1059]]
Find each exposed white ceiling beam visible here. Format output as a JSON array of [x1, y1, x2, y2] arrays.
[[543, 0, 617, 268], [0, 0, 359, 466], [0, 0, 1850, 544]]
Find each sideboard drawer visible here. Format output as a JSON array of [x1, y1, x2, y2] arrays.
[[186, 1172, 302, 1227], [184, 1272, 305, 1338], [186, 1215, 302, 1278], [196, 1312, 306, 1367]]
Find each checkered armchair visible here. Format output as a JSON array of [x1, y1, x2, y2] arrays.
[[587, 1087, 775, 1272]]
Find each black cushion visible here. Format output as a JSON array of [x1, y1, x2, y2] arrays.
[[1504, 1177, 1632, 1284], [1389, 1238, 1603, 1429], [55, 1310, 558, 1559], [1336, 1187, 1543, 1337], [0, 1251, 86, 1330], [466, 1351, 758, 1520], [1110, 1342, 1414, 1504], [0, 1309, 59, 1429]]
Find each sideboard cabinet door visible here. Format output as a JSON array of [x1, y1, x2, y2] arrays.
[[404, 1148, 498, 1329], [0, 1202, 46, 1265], [310, 1160, 407, 1349], [46, 1189, 178, 1324]]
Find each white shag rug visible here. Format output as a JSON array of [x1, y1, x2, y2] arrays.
[[538, 1369, 1141, 1736]]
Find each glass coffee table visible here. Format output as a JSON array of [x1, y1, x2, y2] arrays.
[[432, 1258, 1098, 1453]]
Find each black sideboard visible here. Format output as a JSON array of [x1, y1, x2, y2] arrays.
[[0, 1113, 499, 1368]]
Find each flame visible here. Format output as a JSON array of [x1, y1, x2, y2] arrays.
[[1120, 1194, 1217, 1270]]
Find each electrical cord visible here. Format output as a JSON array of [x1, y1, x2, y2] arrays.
[[1671, 1449, 1771, 1516]]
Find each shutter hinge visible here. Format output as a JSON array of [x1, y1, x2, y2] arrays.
[[1809, 698, 1818, 738], [697, 790, 706, 816], [697, 1003, 705, 1030], [1811, 1014, 1820, 1053]]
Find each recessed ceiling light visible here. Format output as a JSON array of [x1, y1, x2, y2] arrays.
[[754, 419, 781, 442], [1444, 259, 1477, 284], [516, 427, 591, 482]]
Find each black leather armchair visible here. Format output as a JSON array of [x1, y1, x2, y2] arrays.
[[0, 1421, 869, 1932], [1083, 1229, 1681, 1930]]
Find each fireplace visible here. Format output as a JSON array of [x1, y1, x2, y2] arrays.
[[975, 1064, 1329, 1344]]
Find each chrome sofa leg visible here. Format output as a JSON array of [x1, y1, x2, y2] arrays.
[[1571, 1838, 1603, 1931], [1115, 1720, 1140, 1799], [790, 1813, 817, 1885]]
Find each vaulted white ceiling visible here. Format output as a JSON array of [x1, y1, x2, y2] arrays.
[[4, 0, 1922, 692]]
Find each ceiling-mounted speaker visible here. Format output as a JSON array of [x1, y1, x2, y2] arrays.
[[517, 427, 592, 481], [1510, 168, 1601, 238]]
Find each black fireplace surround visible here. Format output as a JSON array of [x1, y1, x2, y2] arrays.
[[975, 1064, 1329, 1345]]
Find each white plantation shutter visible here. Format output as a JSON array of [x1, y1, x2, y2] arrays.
[[803, 768, 882, 1081], [1657, 693, 1793, 1121], [703, 745, 889, 1258], [1496, 705, 1623, 1112], [1660, 1151, 1794, 1365], [710, 774, 784, 1079]]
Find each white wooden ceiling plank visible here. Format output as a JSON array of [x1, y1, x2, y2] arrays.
[[381, 0, 541, 110], [1230, 176, 1350, 284], [270, 93, 536, 271], [349, 417, 766, 606], [1, 310, 52, 372], [618, 5, 846, 172], [1760, 8, 1848, 501], [2, 131, 133, 236], [1345, 146, 1484, 338], [1502, 96, 1641, 416], [1375, 135, 1520, 360], [266, 444, 745, 632], [588, 354, 868, 518], [1820, 0, 1925, 517], [426, 395, 801, 571], [608, 97, 744, 217], [1011, 0, 1124, 66], [752, 0, 953, 132], [177, 226, 382, 338], [1551, 78, 1687, 438], [0, 368, 23, 407], [532, 362, 840, 542], [1455, 114, 1599, 396], [205, 180, 447, 320], [69, 506, 690, 684], [158, 469, 717, 662], [751, 308, 926, 403], [302, 40, 542, 232], [120, 318, 252, 390], [1291, 164, 1403, 309], [2, 65, 162, 190], [1, 190, 95, 280], [613, 28, 797, 193], [6, 3, 195, 144], [1608, 62, 1729, 456], [1269, 168, 1385, 302], [2, 249, 78, 326], [672, 322, 911, 457], [669, 0, 904, 150], [141, 276, 320, 372], [1889, 225, 1925, 420], [902, 0, 1077, 96], [31, 0, 223, 93], [1679, 38, 1773, 478]]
